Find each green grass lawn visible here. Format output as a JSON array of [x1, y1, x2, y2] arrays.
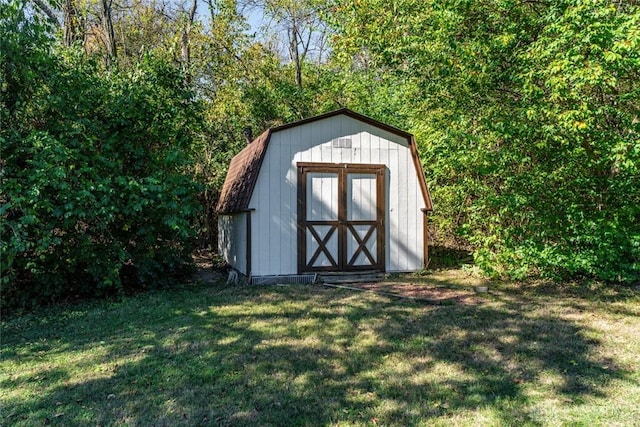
[[2, 272, 640, 426]]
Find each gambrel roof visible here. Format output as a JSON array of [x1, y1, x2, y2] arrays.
[[216, 108, 433, 214], [216, 129, 271, 214]]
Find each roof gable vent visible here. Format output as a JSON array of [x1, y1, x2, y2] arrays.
[[332, 138, 352, 148]]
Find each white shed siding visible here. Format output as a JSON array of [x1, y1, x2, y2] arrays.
[[218, 213, 247, 275], [248, 114, 426, 276]]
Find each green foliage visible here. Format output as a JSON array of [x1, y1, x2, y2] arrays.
[[327, 0, 640, 282], [1, 2, 202, 307], [3, 0, 637, 298]]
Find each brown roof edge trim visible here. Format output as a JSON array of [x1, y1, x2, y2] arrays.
[[410, 136, 433, 211], [272, 108, 414, 140]]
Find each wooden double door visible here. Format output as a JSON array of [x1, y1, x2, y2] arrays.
[[297, 163, 385, 273]]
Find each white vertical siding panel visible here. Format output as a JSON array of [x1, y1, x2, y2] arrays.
[[269, 133, 283, 274], [247, 155, 258, 275], [384, 168, 391, 271], [359, 131, 370, 164], [398, 150, 415, 270], [322, 118, 332, 163], [346, 116, 357, 164], [378, 128, 391, 152], [388, 147, 401, 271], [406, 150, 420, 269], [308, 121, 319, 162], [336, 116, 345, 163], [295, 123, 309, 163], [346, 116, 356, 163], [282, 126, 297, 274], [357, 130, 366, 164], [418, 175, 426, 268], [263, 139, 274, 276], [415, 152, 425, 269], [218, 214, 247, 275], [254, 138, 270, 275], [372, 128, 389, 269], [279, 131, 290, 274], [408, 146, 424, 271], [251, 131, 295, 275], [253, 133, 273, 275], [316, 120, 329, 162], [234, 213, 247, 274], [329, 116, 340, 162], [369, 126, 381, 165], [246, 113, 426, 275], [285, 129, 295, 274], [334, 116, 343, 164], [326, 118, 335, 163], [342, 146, 353, 163], [399, 149, 412, 271], [399, 150, 411, 271]]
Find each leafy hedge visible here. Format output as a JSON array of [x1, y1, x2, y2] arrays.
[[328, 0, 640, 282], [1, 4, 202, 308]]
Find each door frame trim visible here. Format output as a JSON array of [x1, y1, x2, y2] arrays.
[[297, 162, 386, 274]]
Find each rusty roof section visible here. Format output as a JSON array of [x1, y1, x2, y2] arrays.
[[216, 108, 433, 214], [215, 129, 271, 214]]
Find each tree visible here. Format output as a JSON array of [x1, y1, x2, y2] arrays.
[[100, 0, 117, 64], [181, 0, 198, 83], [241, 0, 330, 87], [326, 0, 640, 281], [1, 1, 203, 307], [31, 0, 60, 26], [63, 0, 83, 47]]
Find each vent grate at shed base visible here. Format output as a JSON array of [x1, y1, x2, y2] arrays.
[[251, 274, 317, 285]]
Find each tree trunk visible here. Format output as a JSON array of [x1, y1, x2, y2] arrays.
[[101, 0, 117, 66], [289, 24, 302, 88], [181, 0, 198, 85], [32, 0, 61, 27], [63, 0, 82, 48]]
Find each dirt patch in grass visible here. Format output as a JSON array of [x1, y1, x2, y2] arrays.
[[321, 269, 489, 305], [327, 281, 482, 305], [192, 249, 226, 283], [3, 270, 640, 426]]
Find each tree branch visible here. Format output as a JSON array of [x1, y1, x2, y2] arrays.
[[32, 0, 61, 27]]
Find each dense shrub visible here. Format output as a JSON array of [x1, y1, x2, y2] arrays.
[[1, 4, 202, 308], [328, 0, 640, 282]]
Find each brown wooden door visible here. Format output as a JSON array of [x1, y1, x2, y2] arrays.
[[298, 163, 385, 273]]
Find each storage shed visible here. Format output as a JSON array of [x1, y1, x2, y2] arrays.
[[216, 108, 433, 282]]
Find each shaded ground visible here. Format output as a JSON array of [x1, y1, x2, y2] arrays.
[[341, 281, 482, 305], [193, 248, 486, 304], [192, 248, 226, 284], [348, 268, 489, 305], [2, 270, 640, 426], [427, 245, 474, 269]]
